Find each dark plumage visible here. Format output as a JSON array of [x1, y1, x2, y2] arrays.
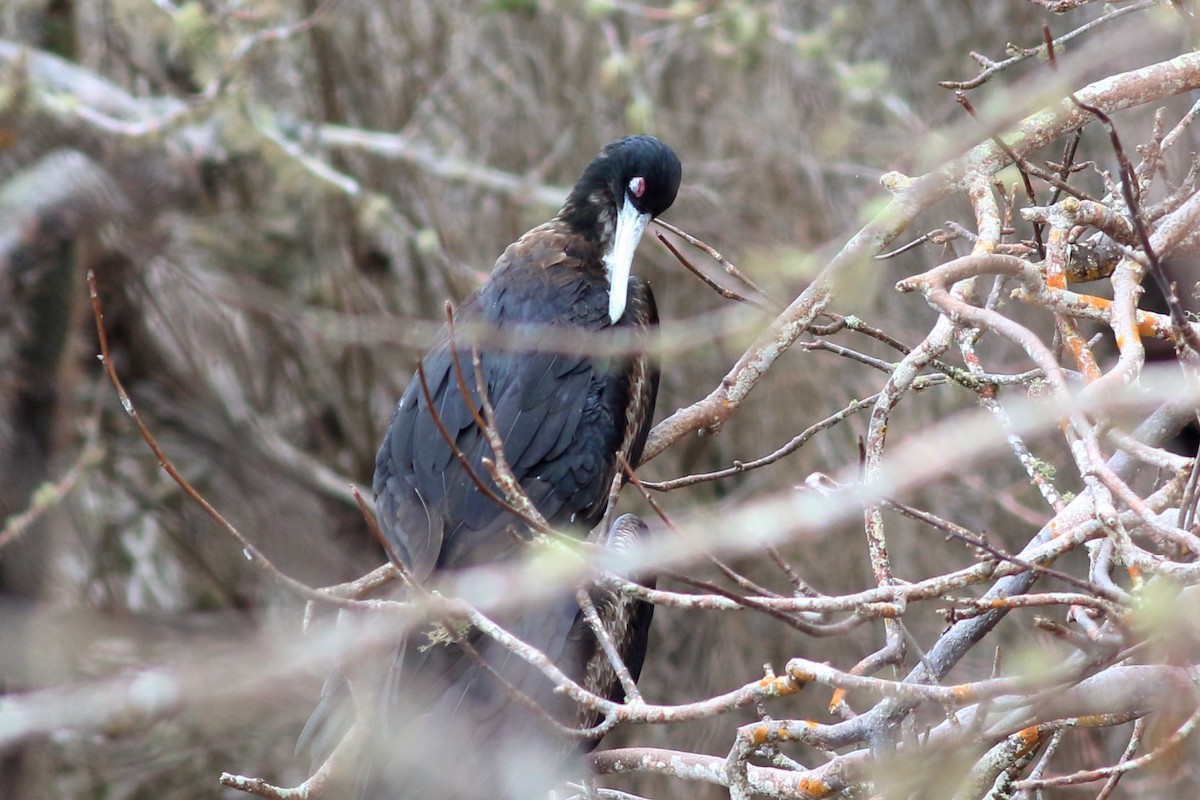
[[307, 136, 681, 799]]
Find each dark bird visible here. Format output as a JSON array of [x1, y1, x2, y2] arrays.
[[307, 135, 681, 799]]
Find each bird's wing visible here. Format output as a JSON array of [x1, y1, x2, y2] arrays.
[[373, 251, 629, 578], [374, 335, 599, 576]]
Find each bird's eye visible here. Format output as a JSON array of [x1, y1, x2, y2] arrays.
[[628, 176, 646, 199]]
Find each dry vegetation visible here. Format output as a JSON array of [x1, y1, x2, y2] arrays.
[[3, 1, 1200, 798]]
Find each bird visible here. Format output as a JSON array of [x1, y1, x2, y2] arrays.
[[306, 135, 681, 799]]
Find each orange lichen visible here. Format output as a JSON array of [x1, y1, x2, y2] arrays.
[[1061, 322, 1101, 382], [1012, 725, 1042, 757], [749, 720, 811, 746], [950, 684, 976, 703], [795, 777, 832, 798], [1135, 312, 1171, 339], [828, 687, 846, 712], [759, 674, 801, 696], [1074, 714, 1115, 727]]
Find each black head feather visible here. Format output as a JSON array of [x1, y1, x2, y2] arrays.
[[559, 135, 682, 242]]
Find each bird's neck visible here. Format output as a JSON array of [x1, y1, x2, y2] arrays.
[[557, 190, 617, 250]]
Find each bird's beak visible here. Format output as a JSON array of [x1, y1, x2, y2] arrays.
[[604, 196, 651, 323]]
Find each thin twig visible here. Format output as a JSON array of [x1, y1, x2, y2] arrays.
[[655, 232, 768, 309], [87, 270, 345, 606], [652, 218, 777, 308]]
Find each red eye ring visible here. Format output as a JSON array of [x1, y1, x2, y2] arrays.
[[628, 176, 646, 199]]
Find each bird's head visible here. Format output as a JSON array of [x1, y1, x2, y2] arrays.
[[560, 135, 682, 323]]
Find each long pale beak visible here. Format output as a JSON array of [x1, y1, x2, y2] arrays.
[[604, 195, 651, 323]]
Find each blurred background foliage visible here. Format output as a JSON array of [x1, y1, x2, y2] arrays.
[[0, 1, 1193, 797]]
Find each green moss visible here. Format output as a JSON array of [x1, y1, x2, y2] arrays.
[[419, 619, 472, 651]]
